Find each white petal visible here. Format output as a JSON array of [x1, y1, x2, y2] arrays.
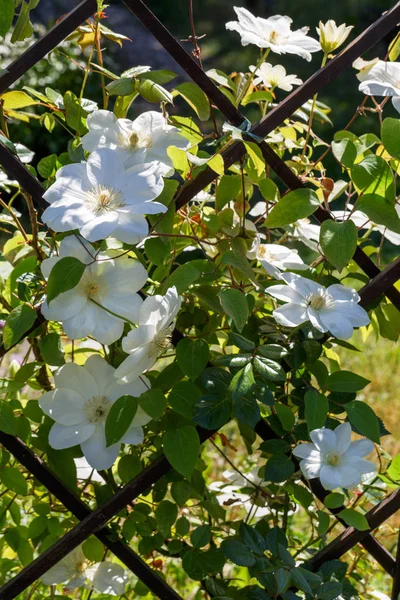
[[348, 457, 376, 475], [80, 212, 119, 242], [42, 289, 88, 322], [49, 422, 95, 450], [119, 426, 144, 445], [139, 286, 181, 329], [335, 464, 362, 490], [41, 562, 71, 585], [310, 428, 337, 455], [62, 303, 98, 341], [267, 283, 304, 304], [327, 284, 360, 303], [91, 311, 124, 345], [281, 272, 324, 298], [318, 310, 354, 340], [114, 347, 154, 383], [334, 422, 352, 454], [121, 325, 156, 352], [319, 465, 343, 490], [86, 148, 125, 187], [273, 303, 308, 327], [54, 362, 97, 399], [346, 438, 374, 458], [80, 426, 120, 470], [292, 443, 321, 461], [112, 212, 148, 245], [299, 459, 322, 480], [91, 562, 128, 596], [84, 354, 116, 395], [39, 388, 85, 425], [101, 293, 143, 323], [105, 378, 149, 402]]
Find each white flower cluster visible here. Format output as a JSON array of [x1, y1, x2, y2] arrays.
[[39, 111, 185, 469]]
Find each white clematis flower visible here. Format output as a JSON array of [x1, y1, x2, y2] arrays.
[[226, 7, 321, 61], [247, 235, 307, 279], [293, 422, 375, 491], [267, 272, 370, 339], [332, 204, 400, 246], [42, 148, 165, 244], [250, 62, 302, 91], [81, 110, 190, 176], [41, 545, 128, 595], [317, 20, 353, 55], [356, 59, 400, 114], [209, 468, 271, 519], [41, 236, 147, 345], [39, 355, 151, 470], [292, 218, 321, 251], [115, 287, 182, 384]]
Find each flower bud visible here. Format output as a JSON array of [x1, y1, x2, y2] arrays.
[[317, 20, 353, 54]]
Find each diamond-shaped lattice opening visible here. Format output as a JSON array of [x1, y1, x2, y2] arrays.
[[1, 1, 400, 598]]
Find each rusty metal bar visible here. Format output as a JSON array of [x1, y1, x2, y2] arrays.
[[0, 432, 184, 600], [0, 0, 97, 94], [254, 419, 396, 575], [0, 427, 214, 598], [391, 530, 400, 599], [309, 487, 400, 572]]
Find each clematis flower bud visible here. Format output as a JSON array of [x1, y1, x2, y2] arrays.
[[317, 20, 353, 54]]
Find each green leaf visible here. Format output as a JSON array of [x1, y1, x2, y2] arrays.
[[106, 77, 136, 97], [176, 338, 209, 380], [37, 154, 57, 179], [139, 79, 173, 104], [265, 188, 320, 228], [381, 117, 400, 159], [229, 364, 255, 401], [388, 454, 400, 482], [0, 0, 14, 38], [221, 251, 256, 282], [163, 426, 200, 478], [216, 174, 242, 211], [10, 1, 30, 43], [139, 70, 177, 85], [351, 155, 394, 200], [338, 508, 370, 531], [345, 401, 380, 444], [259, 439, 290, 454], [138, 389, 166, 420], [234, 393, 260, 427], [38, 332, 65, 367], [191, 524, 211, 548], [275, 403, 295, 431], [46, 256, 86, 304], [105, 395, 138, 447], [389, 33, 400, 61], [221, 538, 256, 566], [175, 82, 210, 121], [326, 371, 370, 393], [195, 393, 232, 429], [244, 141, 265, 177], [208, 154, 224, 175], [324, 492, 345, 509], [28, 516, 47, 539], [241, 90, 273, 106], [357, 194, 400, 233], [63, 91, 88, 135], [155, 500, 178, 538], [275, 567, 291, 594], [0, 402, 17, 435], [218, 288, 249, 332], [253, 356, 285, 382], [264, 455, 294, 483], [47, 449, 77, 493], [320, 219, 357, 272], [332, 138, 357, 167], [304, 390, 328, 431], [1, 467, 28, 495], [3, 304, 37, 350], [82, 537, 104, 562], [168, 381, 201, 419], [1, 91, 38, 110]]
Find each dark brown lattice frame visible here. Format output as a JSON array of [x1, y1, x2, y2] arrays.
[[0, 1, 400, 598]]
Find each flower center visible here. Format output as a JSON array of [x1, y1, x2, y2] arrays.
[[267, 30, 285, 45], [83, 395, 112, 424], [85, 282, 100, 298], [85, 184, 124, 215], [120, 130, 153, 152], [148, 327, 173, 359], [326, 452, 341, 466], [306, 291, 332, 311]]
